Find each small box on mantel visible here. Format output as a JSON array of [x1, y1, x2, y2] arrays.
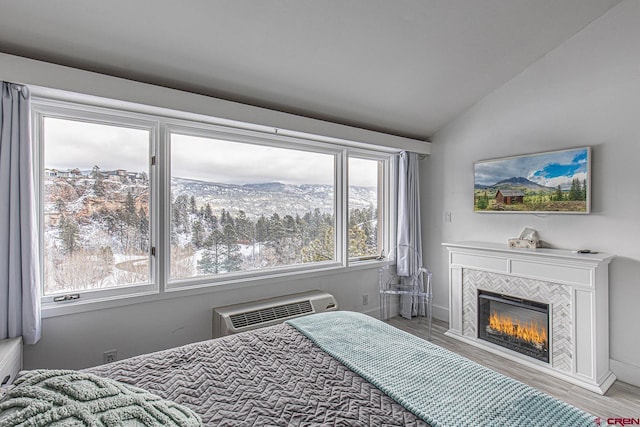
[[508, 238, 542, 249], [509, 227, 542, 249]]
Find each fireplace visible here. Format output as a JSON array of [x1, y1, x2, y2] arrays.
[[477, 290, 549, 363]]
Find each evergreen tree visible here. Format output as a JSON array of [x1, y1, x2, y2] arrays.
[[192, 220, 204, 249], [203, 203, 214, 222], [59, 215, 80, 254], [124, 191, 137, 225], [138, 208, 149, 252], [139, 171, 148, 185], [476, 192, 489, 209], [189, 195, 197, 214], [222, 223, 242, 272], [91, 165, 101, 179], [555, 185, 563, 201], [197, 249, 217, 275], [283, 214, 297, 237], [302, 227, 334, 262], [267, 213, 286, 262], [568, 178, 581, 201], [200, 230, 224, 275], [172, 194, 191, 234], [235, 210, 253, 243], [255, 214, 268, 261], [348, 225, 369, 258]]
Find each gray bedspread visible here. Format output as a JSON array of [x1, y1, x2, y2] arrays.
[[86, 323, 428, 426]]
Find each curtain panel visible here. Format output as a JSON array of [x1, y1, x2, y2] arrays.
[[0, 81, 41, 344], [396, 151, 424, 319]]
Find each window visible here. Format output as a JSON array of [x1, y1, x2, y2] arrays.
[[169, 131, 337, 283], [40, 115, 154, 297], [348, 156, 384, 260], [33, 95, 393, 304]]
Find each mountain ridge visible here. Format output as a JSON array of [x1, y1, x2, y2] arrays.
[[475, 176, 555, 192]]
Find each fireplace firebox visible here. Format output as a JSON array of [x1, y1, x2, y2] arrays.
[[477, 290, 549, 363]]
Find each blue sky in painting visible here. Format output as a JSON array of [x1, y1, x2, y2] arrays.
[[474, 148, 589, 189]]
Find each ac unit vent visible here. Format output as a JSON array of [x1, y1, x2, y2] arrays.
[[212, 290, 337, 337], [230, 300, 313, 329]]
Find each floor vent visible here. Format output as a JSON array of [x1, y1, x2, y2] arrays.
[[213, 290, 337, 337]]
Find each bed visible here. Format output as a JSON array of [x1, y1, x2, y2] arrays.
[[0, 311, 596, 426]]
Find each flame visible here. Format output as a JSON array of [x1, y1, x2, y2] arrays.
[[488, 310, 547, 347]]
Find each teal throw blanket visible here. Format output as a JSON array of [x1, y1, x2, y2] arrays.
[[287, 311, 595, 427]]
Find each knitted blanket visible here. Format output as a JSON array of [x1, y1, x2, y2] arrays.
[[0, 369, 201, 426], [288, 311, 596, 427]]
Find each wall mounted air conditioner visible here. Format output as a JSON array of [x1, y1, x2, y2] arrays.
[[212, 290, 338, 338]]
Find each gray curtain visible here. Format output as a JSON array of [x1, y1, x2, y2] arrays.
[[0, 82, 41, 344], [396, 151, 423, 319]]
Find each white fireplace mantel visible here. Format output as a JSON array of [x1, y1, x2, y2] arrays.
[[442, 241, 615, 394]]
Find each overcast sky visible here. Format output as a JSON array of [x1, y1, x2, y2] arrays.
[[474, 147, 589, 189], [44, 118, 378, 187]]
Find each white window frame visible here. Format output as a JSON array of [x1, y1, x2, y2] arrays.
[[31, 91, 395, 310], [347, 149, 394, 262], [33, 98, 160, 304], [163, 120, 346, 289]]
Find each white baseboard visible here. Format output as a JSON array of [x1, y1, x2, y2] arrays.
[[432, 304, 448, 322], [610, 359, 640, 388], [361, 306, 381, 318]]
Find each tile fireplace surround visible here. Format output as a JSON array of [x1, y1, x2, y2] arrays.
[[442, 241, 615, 394]]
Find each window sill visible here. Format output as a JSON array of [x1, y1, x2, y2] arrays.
[[40, 260, 385, 319]]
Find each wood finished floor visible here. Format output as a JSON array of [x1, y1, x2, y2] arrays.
[[387, 316, 640, 420]]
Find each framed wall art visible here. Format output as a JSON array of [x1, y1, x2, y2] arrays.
[[474, 147, 591, 214]]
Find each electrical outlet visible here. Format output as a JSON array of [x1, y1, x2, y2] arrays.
[[362, 294, 369, 306], [103, 349, 117, 364], [444, 211, 452, 223]]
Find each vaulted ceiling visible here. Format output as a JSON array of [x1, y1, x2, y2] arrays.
[[0, 0, 621, 140]]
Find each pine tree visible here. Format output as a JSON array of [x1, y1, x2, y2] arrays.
[[267, 213, 286, 261], [302, 227, 334, 262], [59, 215, 80, 254], [124, 191, 137, 225], [91, 165, 101, 179], [139, 171, 148, 185], [283, 214, 297, 237], [200, 230, 224, 275], [555, 185, 563, 201], [189, 195, 197, 214], [204, 203, 214, 222], [476, 192, 489, 209], [235, 210, 253, 243], [93, 176, 105, 197], [222, 223, 242, 272], [192, 220, 204, 249], [568, 178, 581, 201], [197, 249, 217, 275], [138, 208, 149, 252], [348, 225, 368, 258]]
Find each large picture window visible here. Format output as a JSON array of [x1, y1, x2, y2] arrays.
[[169, 131, 337, 282], [33, 95, 393, 305]]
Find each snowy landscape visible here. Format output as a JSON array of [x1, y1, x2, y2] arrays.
[[44, 169, 378, 294]]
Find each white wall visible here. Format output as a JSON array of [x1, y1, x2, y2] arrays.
[[25, 268, 380, 369], [423, 0, 640, 386]]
